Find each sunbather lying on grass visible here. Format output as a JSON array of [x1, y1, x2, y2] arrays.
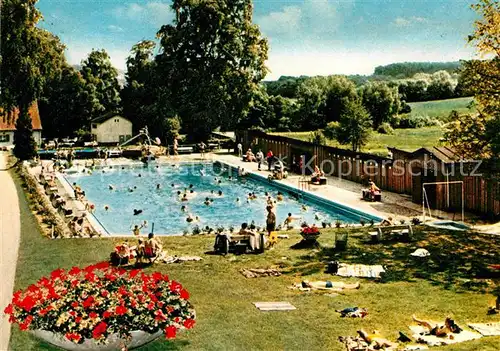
[[357, 329, 398, 349], [412, 315, 462, 337]]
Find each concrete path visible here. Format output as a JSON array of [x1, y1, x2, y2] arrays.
[[0, 152, 20, 351]]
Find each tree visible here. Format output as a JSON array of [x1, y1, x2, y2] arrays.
[[296, 75, 358, 129], [333, 100, 372, 152], [447, 0, 500, 157], [359, 82, 400, 128], [80, 49, 121, 125], [1, 1, 49, 159], [156, 0, 268, 140], [38, 65, 87, 138], [443, 111, 491, 158], [121, 40, 158, 134]]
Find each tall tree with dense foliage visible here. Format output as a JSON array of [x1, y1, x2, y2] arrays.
[[80, 49, 121, 125], [39, 65, 87, 138], [1, 0, 64, 159], [445, 0, 499, 158], [296, 75, 358, 130], [156, 0, 268, 140], [121, 40, 158, 134], [331, 100, 372, 152], [359, 82, 400, 128]]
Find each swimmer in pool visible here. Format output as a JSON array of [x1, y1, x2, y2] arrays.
[[189, 184, 194, 189], [301, 204, 308, 212], [177, 190, 182, 196], [277, 192, 284, 201], [186, 214, 198, 223], [200, 169, 206, 176], [128, 187, 134, 192], [218, 190, 223, 196], [138, 174, 141, 177], [181, 205, 187, 212], [104, 205, 109, 211], [156, 184, 161, 190], [171, 183, 175, 187], [314, 213, 322, 221], [204, 197, 211, 205], [236, 198, 240, 203], [109, 184, 115, 190], [181, 194, 188, 202]]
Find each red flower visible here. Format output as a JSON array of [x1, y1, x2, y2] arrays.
[[180, 289, 190, 300], [50, 268, 65, 280], [152, 272, 163, 281], [4, 304, 13, 315], [83, 296, 95, 309], [65, 332, 81, 342], [147, 302, 155, 310], [169, 281, 182, 292], [183, 319, 195, 329], [103, 310, 113, 319], [92, 321, 107, 339], [71, 301, 79, 308], [101, 290, 109, 298], [115, 305, 128, 316], [75, 316, 82, 324], [165, 325, 177, 339], [85, 272, 98, 282], [162, 274, 169, 282], [129, 269, 141, 278], [154, 310, 167, 321], [69, 310, 77, 317], [118, 286, 128, 297], [19, 296, 36, 312], [94, 261, 110, 270], [89, 312, 98, 319], [19, 315, 33, 331], [68, 267, 81, 276], [71, 279, 80, 288]]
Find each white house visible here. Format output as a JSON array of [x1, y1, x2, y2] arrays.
[[91, 113, 132, 144], [0, 102, 42, 149]]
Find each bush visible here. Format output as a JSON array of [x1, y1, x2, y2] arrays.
[[395, 114, 441, 128], [377, 122, 394, 134], [399, 101, 412, 113]]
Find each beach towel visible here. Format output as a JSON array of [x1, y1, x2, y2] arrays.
[[409, 325, 482, 346], [336, 263, 385, 278], [160, 255, 202, 264], [468, 322, 500, 336], [240, 268, 281, 278], [253, 302, 296, 311]]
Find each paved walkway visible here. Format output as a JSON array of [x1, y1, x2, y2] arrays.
[[0, 152, 20, 351]]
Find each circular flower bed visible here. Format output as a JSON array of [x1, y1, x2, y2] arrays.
[[4, 262, 195, 348]]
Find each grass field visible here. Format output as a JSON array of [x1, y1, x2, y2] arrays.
[[273, 126, 443, 155], [408, 97, 475, 120], [9, 170, 500, 351]]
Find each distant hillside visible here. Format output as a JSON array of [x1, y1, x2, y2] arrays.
[[373, 61, 461, 78]]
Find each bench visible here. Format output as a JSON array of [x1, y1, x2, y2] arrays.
[[368, 224, 413, 243], [176, 146, 193, 154], [311, 177, 327, 185], [214, 233, 265, 255]]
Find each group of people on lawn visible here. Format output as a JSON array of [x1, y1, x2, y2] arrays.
[[112, 232, 163, 266]]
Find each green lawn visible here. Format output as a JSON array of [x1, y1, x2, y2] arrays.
[[273, 126, 443, 155], [9, 170, 500, 351], [408, 97, 475, 120]]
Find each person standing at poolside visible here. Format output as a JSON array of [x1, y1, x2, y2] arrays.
[[237, 142, 243, 157], [256, 149, 264, 171], [173, 137, 179, 157], [266, 205, 276, 236], [199, 141, 206, 158], [266, 149, 274, 171]]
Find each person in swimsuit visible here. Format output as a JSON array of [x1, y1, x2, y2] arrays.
[[412, 315, 462, 337], [266, 205, 276, 241]]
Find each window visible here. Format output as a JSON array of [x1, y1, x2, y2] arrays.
[[0, 134, 10, 143], [115, 119, 119, 122], [91, 123, 97, 129]]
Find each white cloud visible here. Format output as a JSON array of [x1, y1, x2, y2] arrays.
[[393, 16, 428, 27], [113, 1, 174, 26], [257, 0, 348, 39], [65, 43, 129, 71], [107, 25, 124, 33]]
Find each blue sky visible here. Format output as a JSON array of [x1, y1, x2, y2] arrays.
[[37, 0, 479, 79]]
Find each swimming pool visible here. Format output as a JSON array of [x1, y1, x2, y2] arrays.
[[64, 162, 381, 236]]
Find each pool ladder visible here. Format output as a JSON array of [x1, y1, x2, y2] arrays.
[[298, 177, 310, 192]]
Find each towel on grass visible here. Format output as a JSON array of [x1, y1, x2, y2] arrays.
[[409, 325, 482, 346], [468, 322, 500, 336], [338, 336, 398, 351], [160, 255, 202, 264], [240, 268, 281, 278], [253, 302, 296, 311], [336, 263, 385, 278]]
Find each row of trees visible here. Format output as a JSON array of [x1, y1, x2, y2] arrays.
[[264, 70, 467, 103]]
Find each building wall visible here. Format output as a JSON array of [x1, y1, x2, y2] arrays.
[[0, 131, 14, 148], [0, 130, 42, 148], [91, 117, 132, 144]]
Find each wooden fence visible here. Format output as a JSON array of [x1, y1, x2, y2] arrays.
[[237, 130, 500, 219]]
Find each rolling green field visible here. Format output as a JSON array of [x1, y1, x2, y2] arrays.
[[273, 126, 443, 155], [408, 97, 475, 120], [273, 98, 476, 155], [9, 171, 500, 351]]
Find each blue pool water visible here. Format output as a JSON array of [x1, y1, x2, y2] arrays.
[[64, 163, 380, 235]]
